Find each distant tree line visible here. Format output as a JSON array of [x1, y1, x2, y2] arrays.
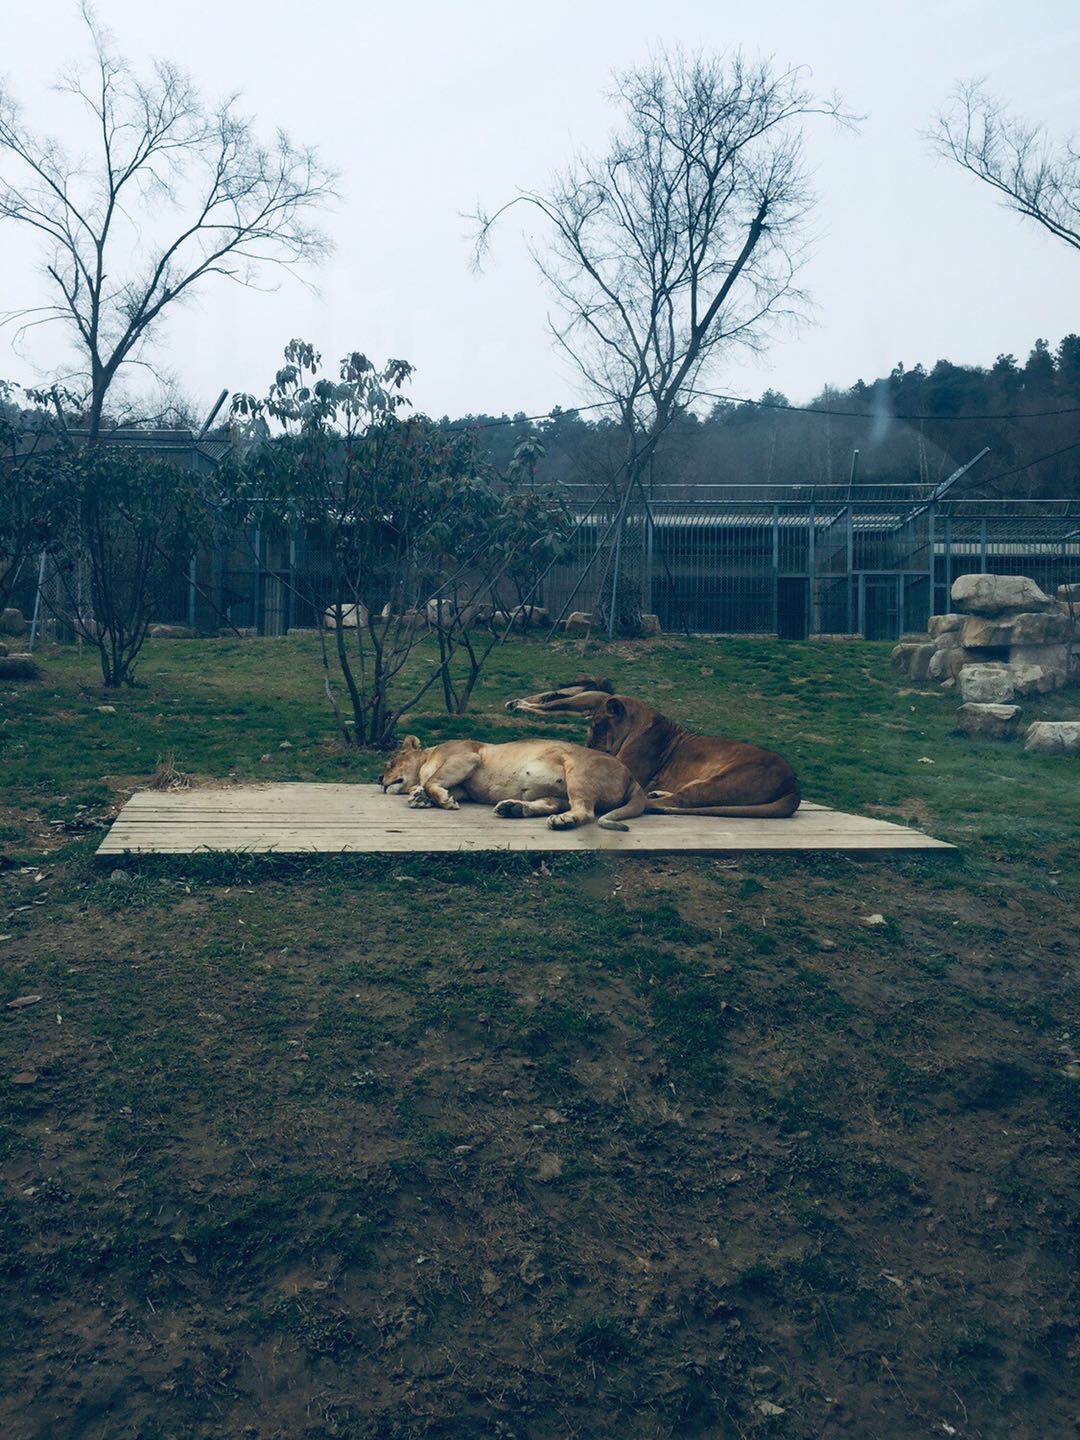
[[445, 334, 1080, 501]]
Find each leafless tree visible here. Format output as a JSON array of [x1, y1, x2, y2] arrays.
[[932, 81, 1079, 253], [476, 49, 848, 631], [0, 6, 335, 438]]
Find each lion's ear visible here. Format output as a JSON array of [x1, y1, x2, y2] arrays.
[[402, 734, 421, 750], [605, 698, 625, 719]]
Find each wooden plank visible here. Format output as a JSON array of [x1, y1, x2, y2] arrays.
[[97, 784, 954, 856]]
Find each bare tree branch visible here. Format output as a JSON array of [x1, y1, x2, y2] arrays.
[[931, 81, 1080, 252], [473, 47, 849, 630], [0, 6, 336, 437]]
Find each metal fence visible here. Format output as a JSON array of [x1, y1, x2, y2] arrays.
[[13, 484, 1080, 646], [537, 488, 1079, 640]]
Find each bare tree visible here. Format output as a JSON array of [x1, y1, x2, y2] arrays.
[[476, 49, 848, 632], [932, 81, 1079, 253], [0, 6, 334, 437]]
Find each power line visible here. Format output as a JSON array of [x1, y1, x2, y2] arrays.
[[977, 437, 1080, 491], [690, 389, 1080, 423], [442, 390, 1080, 434]]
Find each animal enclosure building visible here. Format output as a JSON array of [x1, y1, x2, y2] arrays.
[[13, 430, 1079, 643], [544, 483, 1080, 639]]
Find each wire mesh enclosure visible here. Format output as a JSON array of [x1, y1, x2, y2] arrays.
[[12, 452, 1079, 646], [539, 486, 1079, 639]]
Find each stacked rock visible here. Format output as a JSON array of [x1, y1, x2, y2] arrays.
[[890, 574, 1079, 746]]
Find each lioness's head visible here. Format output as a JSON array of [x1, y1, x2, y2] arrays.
[[380, 735, 423, 792]]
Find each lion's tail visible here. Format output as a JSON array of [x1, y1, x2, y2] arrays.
[[644, 785, 801, 819], [597, 781, 648, 832]]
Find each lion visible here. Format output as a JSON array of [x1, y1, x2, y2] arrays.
[[379, 735, 646, 831], [506, 680, 800, 819]]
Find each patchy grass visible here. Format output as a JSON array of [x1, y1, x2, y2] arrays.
[[0, 633, 1076, 1439]]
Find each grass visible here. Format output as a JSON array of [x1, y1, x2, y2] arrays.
[[0, 631, 1076, 1439]]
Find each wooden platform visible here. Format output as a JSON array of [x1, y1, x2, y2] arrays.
[[96, 784, 954, 856]]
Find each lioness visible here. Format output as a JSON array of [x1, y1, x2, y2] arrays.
[[507, 680, 800, 818], [379, 735, 646, 831]]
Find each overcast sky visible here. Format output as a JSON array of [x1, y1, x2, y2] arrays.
[[2, 0, 1079, 423]]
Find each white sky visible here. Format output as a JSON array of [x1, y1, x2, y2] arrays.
[[2, 0, 1079, 422]]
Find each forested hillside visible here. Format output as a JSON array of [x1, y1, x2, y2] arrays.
[[450, 335, 1080, 499]]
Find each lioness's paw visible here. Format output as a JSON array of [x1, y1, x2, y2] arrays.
[[408, 787, 433, 808], [495, 799, 523, 818], [547, 812, 579, 829], [647, 790, 673, 800]]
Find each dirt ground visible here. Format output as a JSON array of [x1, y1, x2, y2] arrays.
[[0, 635, 1076, 1439]]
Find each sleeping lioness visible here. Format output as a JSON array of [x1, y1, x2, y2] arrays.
[[379, 735, 646, 831], [507, 680, 800, 819]]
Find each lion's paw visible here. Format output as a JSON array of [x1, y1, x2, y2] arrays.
[[408, 787, 433, 808], [647, 790, 673, 801], [495, 799, 523, 818]]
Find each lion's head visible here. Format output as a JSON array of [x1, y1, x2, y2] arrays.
[[379, 735, 423, 792]]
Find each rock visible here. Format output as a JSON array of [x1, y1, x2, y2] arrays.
[[961, 612, 1070, 649], [1024, 721, 1080, 755], [955, 703, 1020, 740], [535, 1153, 563, 1182], [905, 642, 938, 681], [1009, 663, 1067, 697], [889, 642, 916, 673], [425, 598, 455, 627], [0, 607, 28, 637], [639, 613, 662, 636], [951, 574, 1053, 616], [862, 913, 886, 926], [927, 613, 964, 639], [109, 869, 129, 885], [6, 994, 43, 1010], [491, 604, 550, 631], [1056, 582, 1080, 606], [927, 645, 965, 681], [10, 1071, 38, 1086], [0, 653, 40, 681], [511, 604, 548, 628], [958, 664, 1015, 703], [96, 704, 116, 714], [324, 603, 368, 629], [148, 623, 198, 639], [561, 611, 597, 637]]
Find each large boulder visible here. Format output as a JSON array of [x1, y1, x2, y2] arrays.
[[561, 611, 597, 637], [958, 664, 1015, 704], [148, 623, 198, 639], [960, 611, 1070, 649], [928, 645, 966, 681], [0, 607, 28, 637], [1024, 721, 1080, 755], [325, 602, 369, 629], [1009, 643, 1070, 696], [639, 613, 662, 637], [492, 604, 549, 630], [0, 652, 39, 681], [955, 703, 1020, 740], [927, 613, 964, 639], [906, 642, 938, 681], [951, 574, 1053, 616], [1055, 582, 1080, 608]]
